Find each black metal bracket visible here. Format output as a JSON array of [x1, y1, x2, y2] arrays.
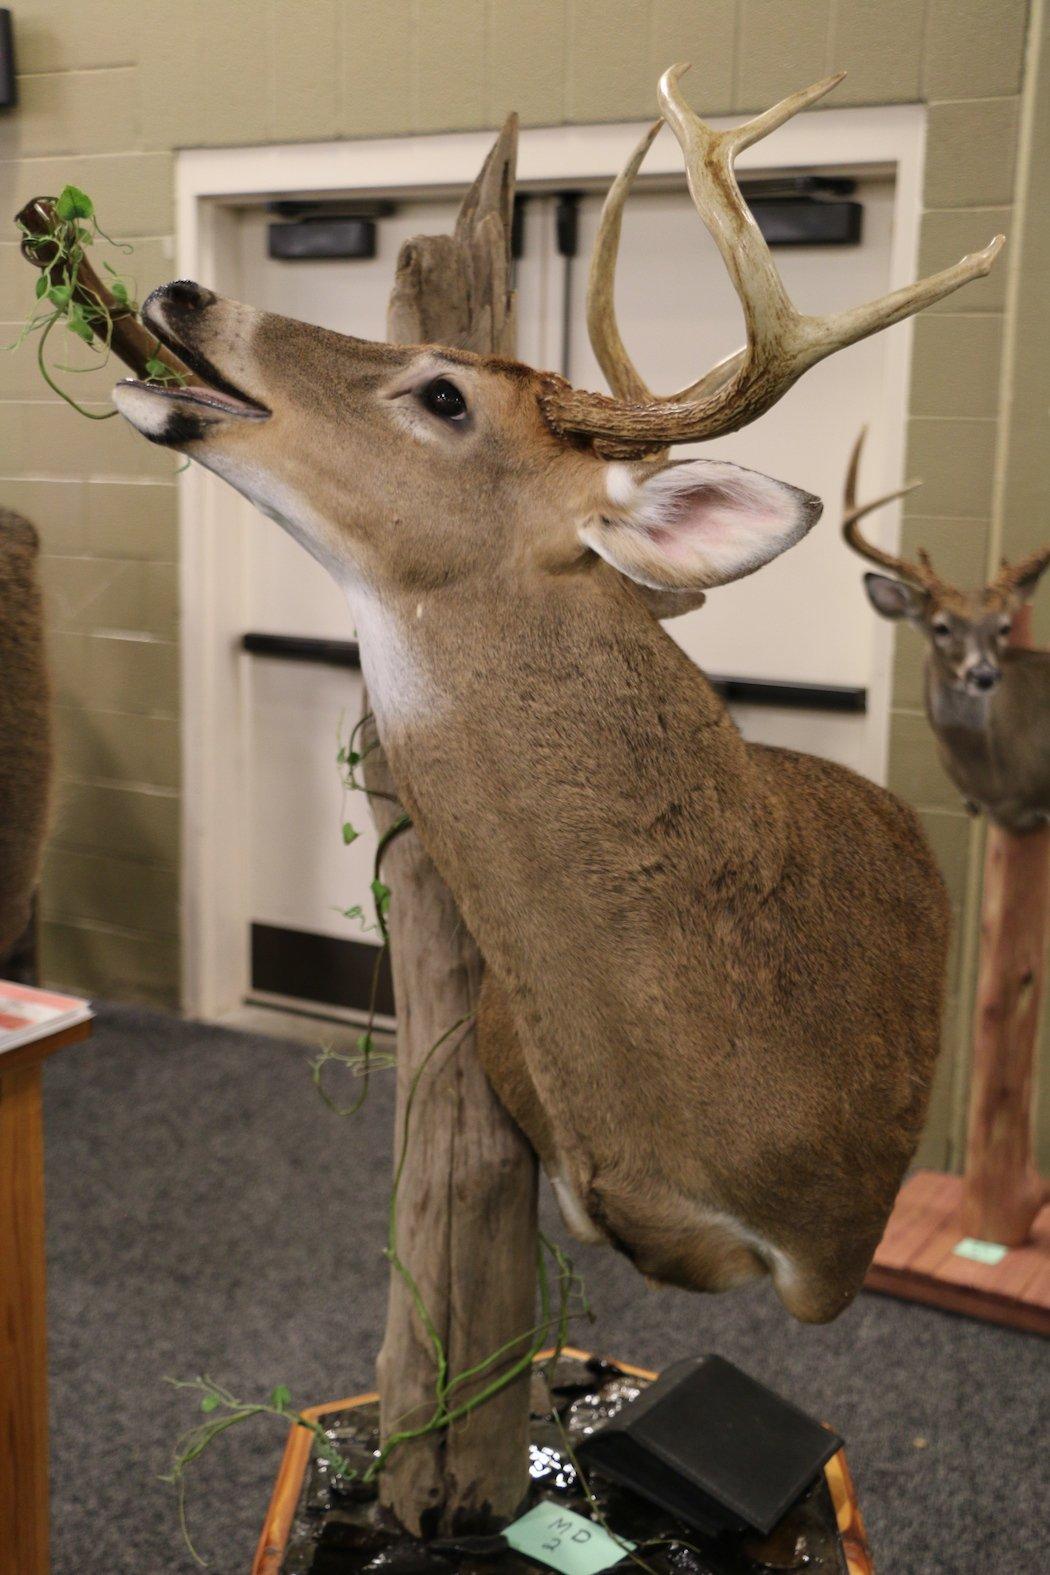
[[706, 675, 866, 714], [241, 633, 866, 713], [242, 632, 361, 668]]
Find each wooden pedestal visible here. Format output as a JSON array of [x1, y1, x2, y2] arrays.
[[0, 1021, 91, 1575], [868, 604, 1050, 1336], [866, 1170, 1050, 1337], [253, 1349, 873, 1575]]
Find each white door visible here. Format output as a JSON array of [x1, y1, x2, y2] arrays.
[[566, 176, 896, 772], [224, 174, 897, 1021]]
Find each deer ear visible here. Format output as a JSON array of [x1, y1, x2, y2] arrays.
[[581, 458, 821, 593], [863, 572, 926, 621]]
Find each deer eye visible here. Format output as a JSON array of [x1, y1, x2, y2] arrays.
[[421, 378, 467, 422], [932, 618, 951, 639], [998, 618, 1012, 638]]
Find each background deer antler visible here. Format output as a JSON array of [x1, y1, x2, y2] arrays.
[[840, 428, 939, 592], [989, 546, 1050, 599], [543, 65, 1004, 459], [842, 430, 1050, 600]]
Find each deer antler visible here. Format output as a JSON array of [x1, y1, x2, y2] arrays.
[[542, 65, 1005, 459], [988, 546, 1050, 598], [840, 429, 942, 592]]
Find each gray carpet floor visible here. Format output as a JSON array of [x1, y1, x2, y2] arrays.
[[43, 1003, 1047, 1574]]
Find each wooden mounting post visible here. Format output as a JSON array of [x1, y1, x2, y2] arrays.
[[867, 603, 1050, 1333], [962, 604, 1050, 1245], [362, 119, 540, 1539]]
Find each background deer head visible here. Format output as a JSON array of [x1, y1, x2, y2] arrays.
[[843, 430, 1050, 697]]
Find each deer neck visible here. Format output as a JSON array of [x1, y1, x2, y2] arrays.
[[348, 567, 785, 980]]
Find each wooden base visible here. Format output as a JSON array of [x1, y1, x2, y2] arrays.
[[866, 1170, 1050, 1337], [253, 1348, 872, 1575]]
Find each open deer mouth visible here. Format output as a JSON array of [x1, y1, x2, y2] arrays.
[[112, 282, 270, 441]]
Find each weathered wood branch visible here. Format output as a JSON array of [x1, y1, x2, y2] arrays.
[[15, 197, 195, 386], [361, 117, 540, 1538]]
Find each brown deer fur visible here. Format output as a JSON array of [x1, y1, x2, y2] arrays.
[[0, 511, 51, 956], [112, 287, 949, 1323]]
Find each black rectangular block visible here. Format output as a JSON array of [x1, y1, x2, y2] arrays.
[[577, 1355, 842, 1538]]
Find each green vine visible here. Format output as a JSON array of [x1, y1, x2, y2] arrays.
[[310, 715, 408, 1114], [161, 1377, 356, 1568], [9, 184, 186, 416]]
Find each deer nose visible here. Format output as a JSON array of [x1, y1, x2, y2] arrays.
[[969, 664, 999, 692], [159, 279, 217, 312]]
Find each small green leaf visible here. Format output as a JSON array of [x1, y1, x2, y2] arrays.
[[55, 185, 94, 222], [342, 905, 365, 923], [269, 1385, 291, 1411], [67, 316, 94, 343], [200, 1395, 221, 1413], [110, 280, 129, 305], [371, 879, 391, 917], [144, 356, 168, 378], [356, 1033, 372, 1055], [35, 275, 48, 299], [342, 822, 359, 845], [47, 284, 72, 307]]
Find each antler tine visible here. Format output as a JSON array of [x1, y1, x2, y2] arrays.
[[658, 63, 846, 393], [816, 234, 1004, 355], [587, 119, 662, 403], [542, 66, 1006, 457], [840, 428, 936, 589], [989, 544, 1050, 597]]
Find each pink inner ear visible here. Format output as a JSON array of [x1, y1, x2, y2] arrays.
[[652, 485, 775, 559]]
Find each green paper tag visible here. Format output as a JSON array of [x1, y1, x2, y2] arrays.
[[504, 1503, 633, 1574], [953, 1236, 1008, 1265]]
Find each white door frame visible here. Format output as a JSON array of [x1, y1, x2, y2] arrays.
[[175, 104, 927, 1019]]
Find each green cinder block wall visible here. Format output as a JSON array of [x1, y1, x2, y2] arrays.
[[0, 0, 1045, 1174]]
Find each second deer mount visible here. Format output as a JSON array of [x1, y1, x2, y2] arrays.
[[265, 178, 861, 263]]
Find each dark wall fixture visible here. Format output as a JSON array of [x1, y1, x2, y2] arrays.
[[265, 177, 859, 266], [744, 177, 862, 247], [266, 199, 396, 262], [0, 11, 16, 110]]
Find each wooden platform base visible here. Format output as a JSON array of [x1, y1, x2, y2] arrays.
[[254, 1349, 872, 1574], [866, 1171, 1050, 1337]]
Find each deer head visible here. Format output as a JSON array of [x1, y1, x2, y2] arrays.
[[113, 67, 1003, 628], [113, 289, 820, 619], [842, 430, 1050, 697]]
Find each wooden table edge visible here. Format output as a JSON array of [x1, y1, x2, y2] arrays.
[[0, 1018, 93, 1078]]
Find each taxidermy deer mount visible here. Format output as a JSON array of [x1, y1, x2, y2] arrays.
[[844, 431, 1050, 833], [0, 512, 51, 957], [102, 66, 1003, 1323]]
